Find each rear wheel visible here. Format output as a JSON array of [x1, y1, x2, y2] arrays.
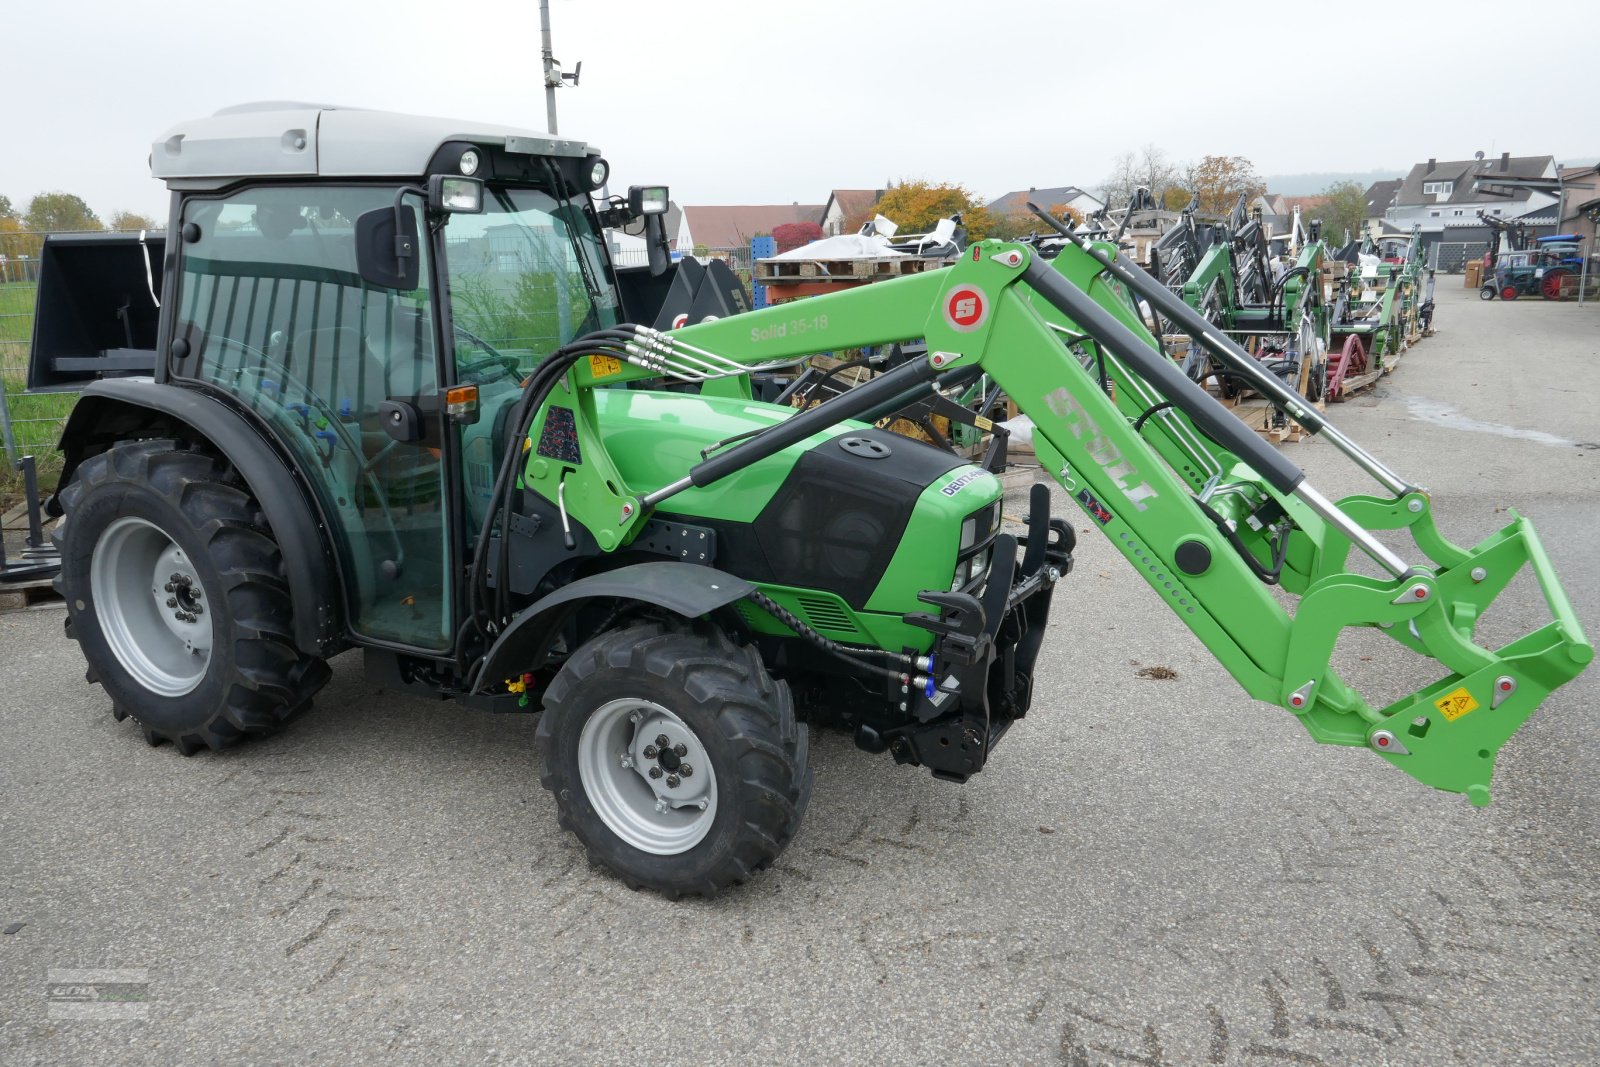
[[54, 439, 331, 753], [1541, 270, 1569, 301], [538, 621, 811, 897]]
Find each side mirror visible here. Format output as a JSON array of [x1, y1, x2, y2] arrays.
[[355, 205, 421, 291], [645, 214, 670, 276]]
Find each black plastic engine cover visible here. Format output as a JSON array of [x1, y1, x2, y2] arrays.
[[683, 428, 966, 611]]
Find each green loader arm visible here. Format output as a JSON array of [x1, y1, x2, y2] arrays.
[[565, 240, 1590, 805]]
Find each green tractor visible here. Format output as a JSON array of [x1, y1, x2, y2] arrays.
[[30, 105, 1590, 896]]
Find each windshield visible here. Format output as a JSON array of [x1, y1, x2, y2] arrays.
[[442, 184, 619, 369]]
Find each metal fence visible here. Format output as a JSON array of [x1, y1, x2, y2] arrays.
[[1429, 241, 1490, 274]]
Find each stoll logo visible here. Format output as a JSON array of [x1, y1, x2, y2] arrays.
[[46, 968, 149, 1020], [1042, 387, 1158, 511], [943, 285, 989, 333]]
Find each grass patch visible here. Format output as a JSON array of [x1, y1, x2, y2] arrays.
[[1, 371, 70, 508]]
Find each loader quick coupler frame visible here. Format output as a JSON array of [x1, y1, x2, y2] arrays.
[[595, 234, 1587, 805]]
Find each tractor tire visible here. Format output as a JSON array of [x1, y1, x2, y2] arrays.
[[1479, 286, 1496, 300], [1501, 285, 1519, 301], [538, 620, 811, 897], [1541, 270, 1570, 301], [53, 438, 332, 754]]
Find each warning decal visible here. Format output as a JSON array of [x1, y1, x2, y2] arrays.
[[588, 354, 623, 378], [1435, 686, 1480, 721], [1075, 488, 1114, 525]]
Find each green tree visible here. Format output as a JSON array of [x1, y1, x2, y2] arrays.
[[109, 210, 159, 232], [1188, 156, 1266, 217], [24, 192, 102, 233], [0, 195, 16, 222], [1311, 181, 1366, 246], [871, 180, 997, 240]]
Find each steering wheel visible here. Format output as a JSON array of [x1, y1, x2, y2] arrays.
[[206, 335, 408, 569], [453, 326, 524, 383]]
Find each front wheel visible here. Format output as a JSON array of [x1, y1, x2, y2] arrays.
[[54, 439, 331, 753], [537, 621, 811, 897], [1479, 286, 1496, 300]]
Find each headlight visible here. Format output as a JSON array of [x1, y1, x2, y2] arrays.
[[628, 184, 670, 216], [960, 516, 978, 552], [430, 175, 484, 214], [458, 149, 480, 176]]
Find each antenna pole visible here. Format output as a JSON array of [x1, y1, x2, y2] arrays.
[[540, 0, 559, 134]]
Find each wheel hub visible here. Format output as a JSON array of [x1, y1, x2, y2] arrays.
[[90, 517, 214, 698], [576, 699, 718, 855]]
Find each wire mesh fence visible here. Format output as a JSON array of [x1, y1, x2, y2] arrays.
[[0, 232, 766, 474], [1, 229, 144, 470], [1429, 241, 1489, 274]]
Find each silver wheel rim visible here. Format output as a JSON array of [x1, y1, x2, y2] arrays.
[[577, 698, 718, 855], [89, 516, 214, 698]]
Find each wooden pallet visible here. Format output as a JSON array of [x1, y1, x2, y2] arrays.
[[0, 572, 62, 612], [1216, 395, 1325, 443], [754, 255, 939, 284]]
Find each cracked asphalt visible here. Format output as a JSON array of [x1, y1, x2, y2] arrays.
[[2, 281, 1597, 1065]]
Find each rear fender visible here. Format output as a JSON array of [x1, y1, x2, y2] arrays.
[[54, 379, 344, 658]]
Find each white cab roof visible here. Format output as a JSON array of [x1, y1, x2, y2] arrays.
[[151, 102, 597, 188]]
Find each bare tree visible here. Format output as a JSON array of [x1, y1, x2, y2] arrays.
[[1099, 145, 1181, 210]]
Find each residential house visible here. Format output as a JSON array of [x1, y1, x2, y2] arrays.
[[986, 185, 1104, 222], [1557, 164, 1600, 247], [819, 189, 884, 235], [675, 203, 825, 252], [1362, 180, 1402, 239], [1388, 153, 1558, 237]]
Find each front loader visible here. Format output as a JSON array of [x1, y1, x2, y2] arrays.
[[35, 105, 1590, 897]]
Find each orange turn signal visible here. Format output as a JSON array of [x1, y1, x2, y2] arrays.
[[446, 385, 479, 418]]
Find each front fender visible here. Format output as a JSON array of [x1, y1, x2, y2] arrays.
[[472, 562, 754, 693]]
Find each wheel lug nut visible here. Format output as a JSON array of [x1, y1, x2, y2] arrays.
[[679, 764, 693, 777], [163, 582, 174, 592], [166, 597, 177, 607], [666, 774, 680, 788], [655, 734, 670, 748], [192, 605, 203, 615], [673, 743, 687, 757], [643, 745, 658, 759], [648, 766, 663, 779]]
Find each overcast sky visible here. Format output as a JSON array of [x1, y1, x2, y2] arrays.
[[4, 0, 1591, 222]]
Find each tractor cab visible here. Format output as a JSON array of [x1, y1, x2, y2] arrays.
[[145, 104, 643, 650]]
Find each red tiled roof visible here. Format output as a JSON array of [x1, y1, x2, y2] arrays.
[[681, 204, 826, 249]]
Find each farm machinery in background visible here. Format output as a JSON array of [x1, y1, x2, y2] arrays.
[[750, 213, 1011, 461], [1479, 226, 1595, 302], [1124, 197, 1332, 440], [1323, 226, 1433, 399]]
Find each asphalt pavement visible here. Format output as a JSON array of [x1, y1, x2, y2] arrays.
[[2, 280, 1597, 1065]]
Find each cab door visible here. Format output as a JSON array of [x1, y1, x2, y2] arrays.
[[170, 184, 455, 651]]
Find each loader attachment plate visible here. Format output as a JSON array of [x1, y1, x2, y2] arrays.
[[1362, 512, 1592, 804]]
